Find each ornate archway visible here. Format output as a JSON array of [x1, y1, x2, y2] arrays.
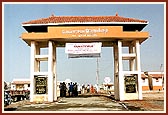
[[21, 15, 149, 102]]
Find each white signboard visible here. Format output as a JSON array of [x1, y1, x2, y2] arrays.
[[65, 42, 102, 54]]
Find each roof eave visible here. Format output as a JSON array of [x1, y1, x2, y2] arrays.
[[22, 22, 148, 27]]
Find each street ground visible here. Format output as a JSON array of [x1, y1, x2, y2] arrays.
[[120, 91, 165, 111], [4, 95, 126, 111], [4, 91, 165, 112]]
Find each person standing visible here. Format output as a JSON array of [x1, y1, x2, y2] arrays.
[[87, 84, 90, 93], [69, 82, 73, 97]]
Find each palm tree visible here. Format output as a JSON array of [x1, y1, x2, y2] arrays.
[[144, 72, 153, 90]]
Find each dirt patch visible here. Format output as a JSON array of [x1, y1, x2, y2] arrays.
[[120, 91, 165, 111]]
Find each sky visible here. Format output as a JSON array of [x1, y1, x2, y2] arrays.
[[3, 3, 165, 85]]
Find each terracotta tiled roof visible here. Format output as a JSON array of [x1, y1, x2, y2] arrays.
[[141, 74, 147, 78], [150, 74, 164, 78], [141, 74, 164, 78], [22, 15, 148, 24]]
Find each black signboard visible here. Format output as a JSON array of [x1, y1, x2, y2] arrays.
[[35, 77, 47, 94], [125, 75, 136, 93]]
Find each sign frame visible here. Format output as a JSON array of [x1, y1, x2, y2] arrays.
[[35, 76, 48, 94], [124, 75, 137, 93]]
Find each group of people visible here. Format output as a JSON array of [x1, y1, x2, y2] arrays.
[[81, 84, 97, 94], [68, 82, 78, 97], [59, 82, 78, 97], [4, 91, 12, 106], [59, 82, 99, 97]]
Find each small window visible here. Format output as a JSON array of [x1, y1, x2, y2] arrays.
[[28, 84, 30, 87], [156, 78, 159, 82]]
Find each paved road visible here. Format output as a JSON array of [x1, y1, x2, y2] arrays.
[[4, 91, 164, 112], [5, 95, 127, 111]]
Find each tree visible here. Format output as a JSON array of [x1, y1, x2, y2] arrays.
[[144, 72, 153, 90], [4, 81, 8, 90]]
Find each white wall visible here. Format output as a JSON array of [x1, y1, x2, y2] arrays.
[[11, 84, 16, 90], [152, 78, 162, 86], [141, 78, 149, 86], [24, 84, 30, 90]]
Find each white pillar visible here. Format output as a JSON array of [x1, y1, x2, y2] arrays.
[[48, 41, 54, 102], [113, 45, 119, 100], [30, 41, 36, 102], [53, 44, 57, 101], [135, 40, 143, 100], [118, 40, 124, 101]]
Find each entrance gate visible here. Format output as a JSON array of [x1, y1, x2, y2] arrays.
[[21, 15, 149, 102]]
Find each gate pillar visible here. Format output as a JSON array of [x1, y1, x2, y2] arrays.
[[30, 40, 57, 102], [113, 40, 142, 101], [135, 40, 143, 100], [48, 41, 56, 102], [30, 41, 36, 102]]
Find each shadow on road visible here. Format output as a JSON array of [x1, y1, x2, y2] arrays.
[[126, 106, 145, 111], [4, 108, 17, 111]]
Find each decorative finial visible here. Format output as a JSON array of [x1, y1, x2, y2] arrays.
[[51, 13, 55, 17], [115, 12, 118, 16]]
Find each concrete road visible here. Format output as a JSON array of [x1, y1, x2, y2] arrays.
[[5, 95, 127, 112]]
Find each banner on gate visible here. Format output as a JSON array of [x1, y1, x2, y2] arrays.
[[65, 42, 102, 54]]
